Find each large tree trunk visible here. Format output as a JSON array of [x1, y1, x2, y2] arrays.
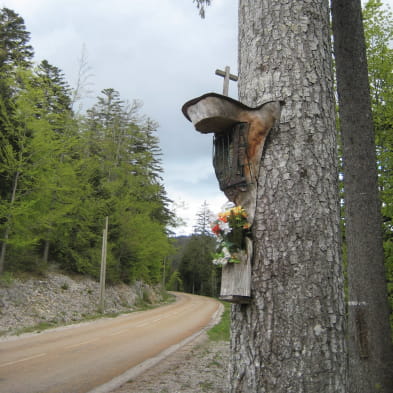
[[332, 1, 393, 391], [229, 1, 347, 391]]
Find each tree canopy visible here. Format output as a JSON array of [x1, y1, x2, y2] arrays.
[[0, 7, 176, 284]]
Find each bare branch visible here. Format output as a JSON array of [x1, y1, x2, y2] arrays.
[[193, 0, 212, 19]]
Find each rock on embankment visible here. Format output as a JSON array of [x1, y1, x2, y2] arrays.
[[0, 272, 163, 335]]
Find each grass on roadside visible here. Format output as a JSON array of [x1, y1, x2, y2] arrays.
[[207, 301, 230, 342], [13, 321, 58, 335]]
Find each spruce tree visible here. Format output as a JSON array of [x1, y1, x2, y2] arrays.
[[0, 8, 34, 199]]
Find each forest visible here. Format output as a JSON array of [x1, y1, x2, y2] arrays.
[[0, 7, 176, 284], [0, 1, 393, 331]]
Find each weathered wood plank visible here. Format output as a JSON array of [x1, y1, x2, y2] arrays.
[[220, 237, 252, 304], [215, 66, 238, 96]]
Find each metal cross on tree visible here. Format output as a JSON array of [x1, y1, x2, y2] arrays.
[[215, 66, 238, 96]]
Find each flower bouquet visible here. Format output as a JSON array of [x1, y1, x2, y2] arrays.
[[211, 204, 251, 265]]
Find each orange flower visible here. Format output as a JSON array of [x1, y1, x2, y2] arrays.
[[218, 212, 228, 222]]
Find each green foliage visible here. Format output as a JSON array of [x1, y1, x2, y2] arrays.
[[166, 270, 183, 291], [208, 302, 230, 342], [0, 7, 33, 70], [179, 235, 212, 294], [60, 282, 69, 290], [15, 320, 58, 335], [384, 238, 393, 339], [0, 271, 14, 286], [0, 8, 176, 285], [170, 203, 221, 297]]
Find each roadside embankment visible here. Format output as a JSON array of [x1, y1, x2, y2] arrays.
[[0, 272, 164, 336]]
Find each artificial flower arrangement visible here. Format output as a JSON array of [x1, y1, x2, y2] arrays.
[[211, 203, 251, 266]]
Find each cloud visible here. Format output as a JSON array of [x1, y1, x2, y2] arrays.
[[167, 187, 227, 236], [1, 0, 238, 234]]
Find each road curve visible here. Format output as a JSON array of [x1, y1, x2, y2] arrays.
[[0, 292, 220, 393]]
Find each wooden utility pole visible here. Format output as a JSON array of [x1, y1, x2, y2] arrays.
[[99, 216, 108, 313], [162, 257, 166, 288], [215, 66, 238, 96]]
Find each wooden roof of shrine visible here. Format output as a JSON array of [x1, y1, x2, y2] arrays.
[[182, 92, 282, 134]]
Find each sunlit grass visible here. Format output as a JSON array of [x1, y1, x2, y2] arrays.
[[207, 301, 230, 342]]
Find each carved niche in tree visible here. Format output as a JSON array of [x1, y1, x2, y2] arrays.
[[182, 93, 283, 303]]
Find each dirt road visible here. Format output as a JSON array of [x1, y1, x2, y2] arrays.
[[0, 292, 220, 393]]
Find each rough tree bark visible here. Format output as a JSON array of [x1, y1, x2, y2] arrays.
[[229, 1, 347, 391], [332, 1, 393, 392]]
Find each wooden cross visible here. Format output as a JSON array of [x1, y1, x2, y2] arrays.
[[215, 66, 238, 96]]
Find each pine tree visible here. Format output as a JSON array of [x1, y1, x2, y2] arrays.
[[363, 0, 393, 337], [332, 1, 393, 389], [179, 202, 218, 296], [0, 67, 77, 272], [28, 63, 77, 266], [80, 89, 173, 283], [0, 10, 36, 271], [0, 8, 34, 199], [0, 8, 33, 70], [0, 70, 32, 273], [34, 60, 73, 131], [193, 201, 213, 235]]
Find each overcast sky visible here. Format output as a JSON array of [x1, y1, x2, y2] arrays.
[[1, 0, 392, 235]]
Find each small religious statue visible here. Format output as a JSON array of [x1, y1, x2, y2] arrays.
[[182, 67, 283, 303]]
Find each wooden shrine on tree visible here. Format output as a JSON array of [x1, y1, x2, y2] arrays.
[[182, 69, 283, 303]]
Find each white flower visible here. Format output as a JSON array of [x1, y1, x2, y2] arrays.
[[219, 221, 231, 234], [222, 247, 231, 258], [213, 257, 228, 266]]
